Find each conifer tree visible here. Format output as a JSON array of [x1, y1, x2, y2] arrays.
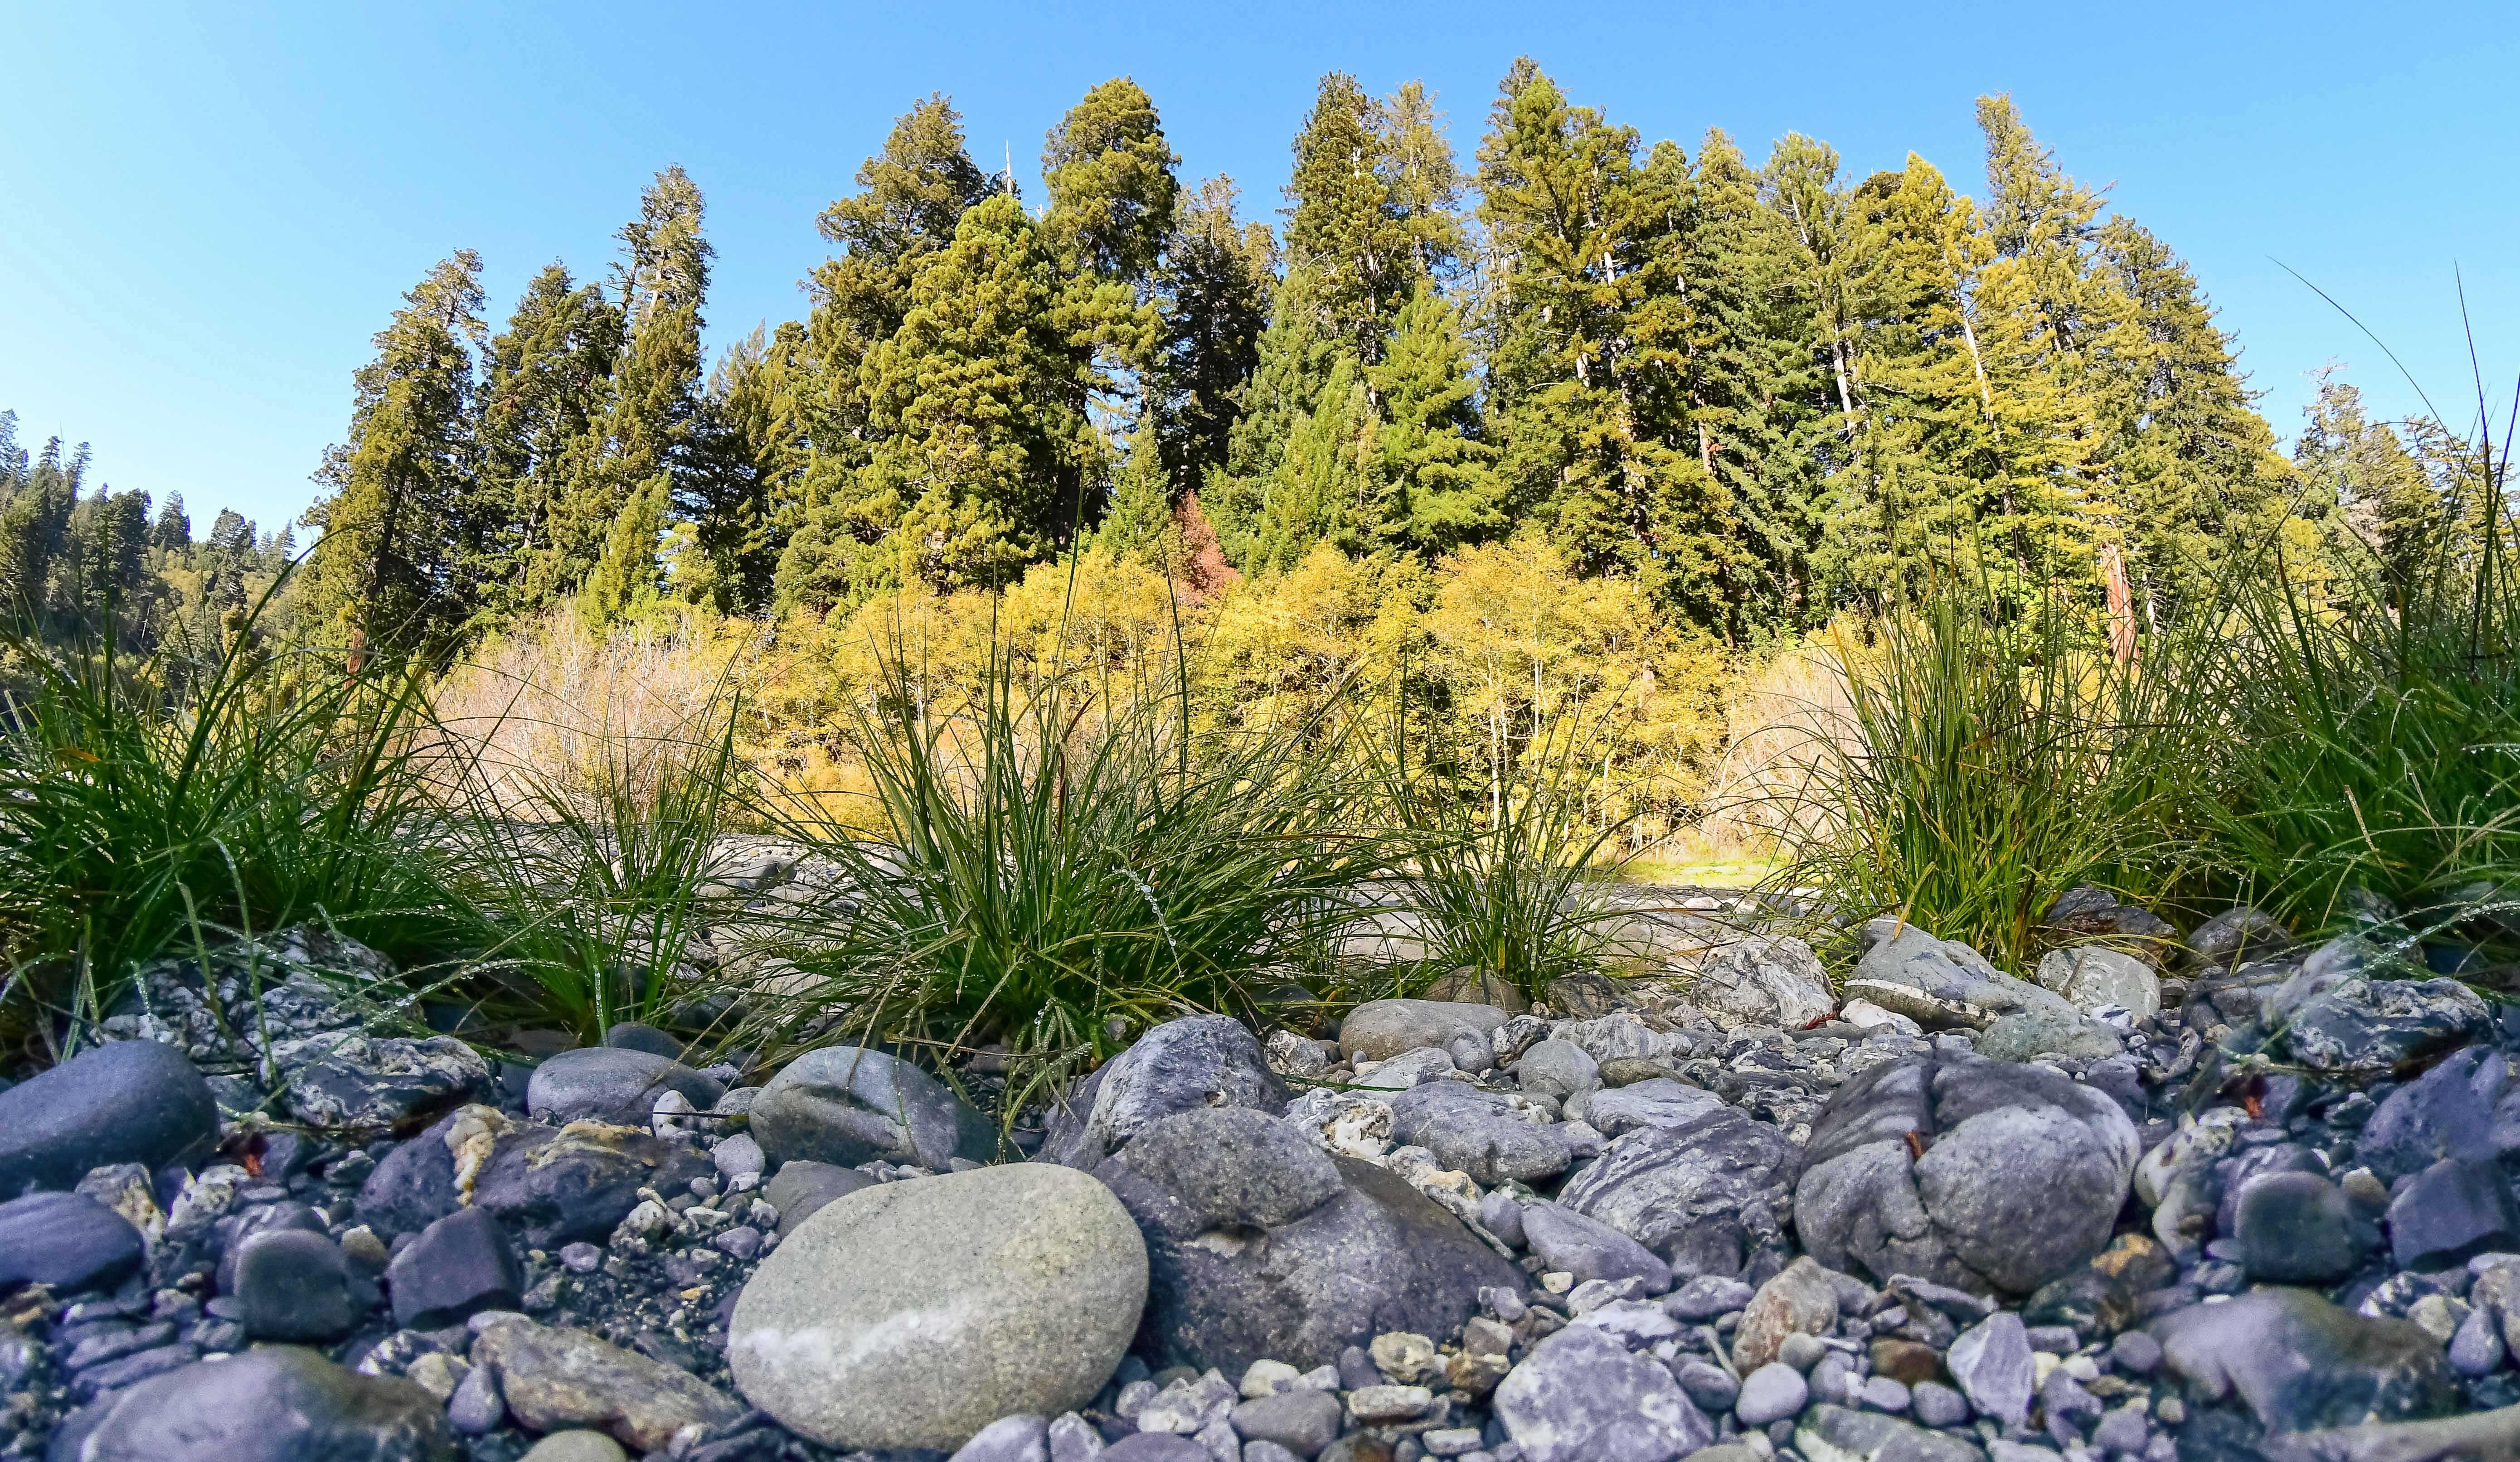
[[678, 323, 809, 614], [1284, 73, 1422, 361], [1370, 282, 1500, 554], [1208, 268, 1343, 566], [2295, 367, 2434, 598], [578, 167, 713, 629], [1248, 353, 1380, 572], [300, 251, 486, 654], [150, 493, 190, 552], [1096, 422, 1175, 563], [1043, 77, 1180, 286], [478, 260, 619, 620], [1151, 177, 1275, 494]]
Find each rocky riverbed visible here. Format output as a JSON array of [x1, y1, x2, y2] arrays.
[[5, 878, 2520, 1462]]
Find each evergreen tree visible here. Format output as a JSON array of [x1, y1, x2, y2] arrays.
[[579, 167, 713, 629], [1370, 282, 1500, 553], [1208, 268, 1344, 567], [1284, 73, 1421, 361], [478, 260, 619, 620], [1043, 77, 1180, 286], [2295, 367, 2434, 597], [2087, 216, 2292, 618], [1096, 422, 1175, 563], [679, 323, 809, 614], [150, 493, 190, 552], [1248, 352, 1379, 571], [299, 251, 486, 654], [1151, 177, 1275, 494]]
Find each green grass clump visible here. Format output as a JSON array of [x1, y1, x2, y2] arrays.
[[1381, 712, 1632, 1005], [1767, 585, 2211, 974], [753, 637, 1373, 1103], [0, 619, 457, 1057], [2207, 460, 2520, 947]]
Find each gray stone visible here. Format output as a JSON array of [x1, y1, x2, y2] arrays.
[[1911, 1381, 1969, 1428], [1674, 1358, 1739, 1413], [1736, 1363, 1810, 1425], [1515, 1040, 1600, 1101], [1976, 1007, 2122, 1064], [2234, 1171, 2364, 1283], [1039, 1016, 1289, 1169], [729, 1163, 1146, 1451], [1947, 1312, 2034, 1429], [527, 1046, 723, 1126], [232, 1229, 359, 1341], [1094, 1106, 1519, 1375], [1521, 1201, 1671, 1290], [1387, 1082, 1572, 1186], [1665, 1274, 1755, 1321], [749, 1044, 994, 1171], [2150, 1288, 2457, 1433], [468, 1113, 715, 1249], [473, 1316, 743, 1451], [388, 1205, 521, 1330], [1860, 1376, 1911, 1413], [2187, 907, 2289, 968], [952, 1414, 1052, 1462], [1339, 999, 1510, 1062], [1353, 1047, 1457, 1090], [1048, 1412, 1107, 1462], [2266, 966, 2491, 1076], [1795, 1052, 2138, 1294], [0, 1191, 142, 1290], [1492, 1323, 1713, 1462], [520, 1434, 630, 1462], [2357, 1047, 2505, 1184], [1136, 1368, 1235, 1432], [1551, 1013, 1705, 1067], [1557, 1107, 1801, 1278], [603, 1021, 684, 1059], [0, 1039, 216, 1198], [1479, 1190, 1526, 1247], [275, 1034, 488, 1130], [1794, 1404, 1983, 1462], [712, 1133, 766, 1181], [2034, 948, 2160, 1021], [1102, 1438, 1206, 1461], [1692, 935, 1835, 1032], [74, 1345, 452, 1461], [1844, 921, 2083, 1031], [1778, 1333, 1830, 1371], [761, 1157, 878, 1235], [2388, 1157, 2520, 1269], [2108, 1330, 2162, 1376], [1582, 1079, 1726, 1137], [2451, 1305, 2507, 1376], [1231, 1388, 1343, 1457], [447, 1362, 504, 1434]]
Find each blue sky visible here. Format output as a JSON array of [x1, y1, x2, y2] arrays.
[[3, 1, 2512, 533]]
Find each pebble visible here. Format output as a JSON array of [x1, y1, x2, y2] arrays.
[[2107, 1332, 2161, 1376], [1736, 1363, 1810, 1426], [1911, 1381, 1970, 1428], [1349, 1385, 1435, 1423], [1860, 1376, 1912, 1412], [1232, 1389, 1344, 1456], [521, 1431, 631, 1462], [1241, 1359, 1300, 1398], [449, 1360, 506, 1434], [1777, 1333, 1829, 1372]]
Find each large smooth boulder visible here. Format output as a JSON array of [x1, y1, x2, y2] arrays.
[[2152, 1288, 2457, 1433], [1690, 935, 1835, 1031], [526, 1047, 723, 1127], [1842, 922, 2079, 1031], [1558, 1107, 1801, 1280], [0, 1039, 216, 1197], [1795, 1051, 2139, 1295], [749, 1045, 994, 1171], [1095, 1106, 1520, 1375], [729, 1164, 1147, 1451], [1339, 1000, 1510, 1064], [1039, 1016, 1288, 1169], [1385, 1081, 1571, 1186], [75, 1346, 452, 1461], [0, 1191, 143, 1290], [1493, 1324, 1713, 1462]]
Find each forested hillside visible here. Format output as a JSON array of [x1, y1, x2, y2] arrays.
[[5, 63, 2480, 664]]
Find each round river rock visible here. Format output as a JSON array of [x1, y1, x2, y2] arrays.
[[728, 1162, 1148, 1451]]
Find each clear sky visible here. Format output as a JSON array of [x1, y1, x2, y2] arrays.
[[3, 1, 2512, 534]]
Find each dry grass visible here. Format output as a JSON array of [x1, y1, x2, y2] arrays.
[[1685, 622, 1864, 858], [423, 610, 762, 816]]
